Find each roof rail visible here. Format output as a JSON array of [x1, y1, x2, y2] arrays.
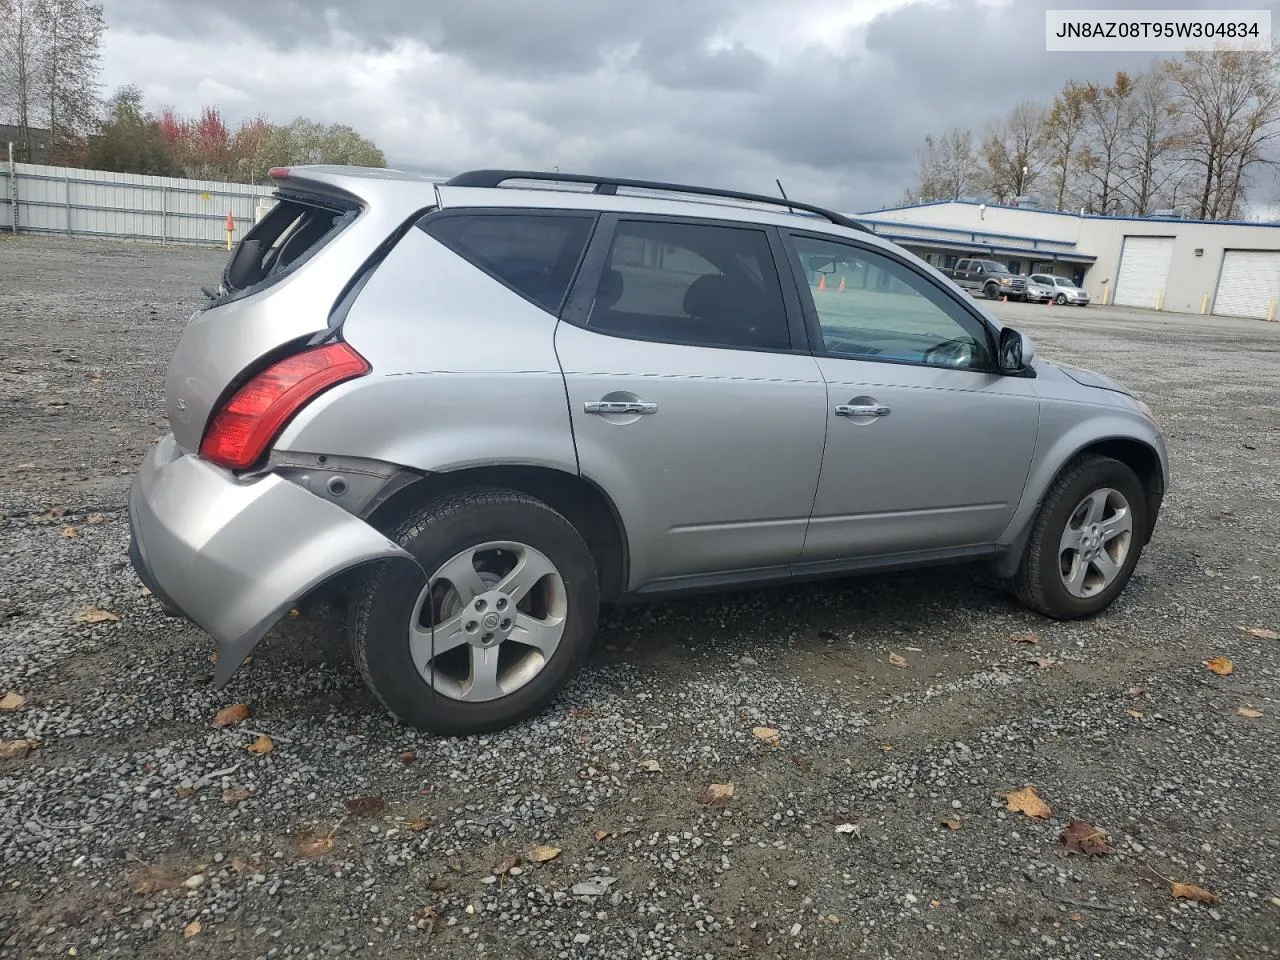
[[443, 169, 871, 234]]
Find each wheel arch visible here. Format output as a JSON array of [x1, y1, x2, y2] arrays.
[[361, 464, 630, 602], [995, 431, 1166, 578]]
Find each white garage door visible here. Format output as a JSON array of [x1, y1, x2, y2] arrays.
[[1113, 236, 1175, 309], [1213, 250, 1280, 320]]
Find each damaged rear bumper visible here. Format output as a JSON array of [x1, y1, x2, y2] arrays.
[[127, 435, 418, 686]]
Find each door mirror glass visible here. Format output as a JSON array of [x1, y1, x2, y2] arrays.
[[998, 327, 1034, 372]]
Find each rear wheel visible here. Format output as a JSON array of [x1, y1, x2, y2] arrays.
[[1012, 455, 1147, 619], [349, 488, 600, 734]]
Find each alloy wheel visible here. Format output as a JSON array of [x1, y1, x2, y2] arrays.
[[1058, 487, 1133, 598]]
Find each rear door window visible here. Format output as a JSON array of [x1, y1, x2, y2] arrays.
[[582, 219, 791, 351], [420, 212, 595, 314]]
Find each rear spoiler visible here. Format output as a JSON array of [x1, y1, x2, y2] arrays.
[[267, 166, 445, 209]]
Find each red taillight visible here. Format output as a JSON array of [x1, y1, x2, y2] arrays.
[[268, 166, 290, 180], [199, 342, 370, 470]]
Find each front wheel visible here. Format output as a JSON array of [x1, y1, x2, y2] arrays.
[[985, 282, 1001, 300], [1012, 455, 1147, 619], [349, 488, 600, 734], [1055, 293, 1067, 305]]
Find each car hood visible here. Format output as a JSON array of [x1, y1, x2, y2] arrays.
[[1036, 360, 1134, 397]]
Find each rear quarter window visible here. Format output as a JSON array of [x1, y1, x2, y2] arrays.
[[419, 212, 595, 315]]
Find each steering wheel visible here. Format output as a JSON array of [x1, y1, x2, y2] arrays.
[[923, 338, 975, 368]]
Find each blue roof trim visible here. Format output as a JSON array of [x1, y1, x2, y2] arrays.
[[875, 231, 1096, 263], [856, 198, 1280, 228], [861, 218, 1079, 248]]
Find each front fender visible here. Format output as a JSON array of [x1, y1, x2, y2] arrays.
[[993, 404, 1167, 574]]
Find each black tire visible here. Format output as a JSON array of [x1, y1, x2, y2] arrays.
[[984, 282, 1001, 300], [1012, 455, 1147, 620], [1055, 293, 1067, 305], [348, 487, 600, 735]]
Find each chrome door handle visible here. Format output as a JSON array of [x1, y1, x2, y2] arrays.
[[835, 404, 891, 417], [584, 400, 658, 415]]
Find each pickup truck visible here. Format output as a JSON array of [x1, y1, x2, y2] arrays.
[[946, 259, 1028, 301]]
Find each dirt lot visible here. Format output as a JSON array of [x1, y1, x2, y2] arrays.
[[1, 235, 1278, 960]]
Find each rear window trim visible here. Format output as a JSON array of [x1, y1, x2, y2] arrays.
[[415, 207, 601, 317]]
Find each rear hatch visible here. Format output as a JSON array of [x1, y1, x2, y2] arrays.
[[165, 175, 372, 454]]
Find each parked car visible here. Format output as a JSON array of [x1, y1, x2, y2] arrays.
[[128, 166, 1167, 734], [1030, 273, 1091, 306], [1025, 275, 1057, 303], [945, 258, 1028, 301]]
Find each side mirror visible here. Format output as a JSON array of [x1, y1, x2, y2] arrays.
[[998, 327, 1035, 373]]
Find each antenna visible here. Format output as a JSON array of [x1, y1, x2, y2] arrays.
[[776, 178, 794, 214]]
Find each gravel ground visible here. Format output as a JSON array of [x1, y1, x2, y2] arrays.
[[1, 235, 1277, 959]]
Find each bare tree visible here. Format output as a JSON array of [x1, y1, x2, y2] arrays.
[[1076, 72, 1136, 215], [1117, 68, 1187, 215], [1044, 81, 1088, 210], [35, 0, 105, 162], [979, 101, 1048, 203], [1169, 46, 1280, 220], [906, 128, 979, 202], [0, 0, 46, 161]]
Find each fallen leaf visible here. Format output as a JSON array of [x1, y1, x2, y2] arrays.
[[834, 822, 858, 834], [72, 606, 118, 623], [344, 795, 388, 818], [288, 608, 300, 618], [1236, 707, 1263, 719], [696, 782, 734, 805], [888, 652, 908, 668], [568, 706, 599, 718], [87, 515, 106, 525], [1028, 657, 1054, 669], [1171, 882, 1219, 905], [139, 586, 152, 597], [0, 691, 25, 711], [183, 920, 201, 939], [246, 734, 274, 755], [1270, 896, 1280, 909], [791, 755, 813, 772], [296, 834, 335, 858], [1241, 626, 1279, 640], [941, 817, 962, 830], [221, 787, 252, 805], [825, 914, 840, 924], [211, 703, 249, 728], [409, 817, 431, 832], [593, 830, 611, 842], [1061, 819, 1112, 856], [639, 758, 663, 773], [61, 525, 77, 538], [1205, 657, 1234, 676], [530, 845, 562, 863], [879, 743, 894, 752], [1129, 709, 1144, 719], [0, 738, 38, 760], [1129, 686, 1145, 698], [752, 726, 781, 745], [1011, 632, 1040, 645], [1004, 785, 1051, 820], [399, 751, 416, 764], [493, 854, 521, 876], [176, 786, 198, 798]]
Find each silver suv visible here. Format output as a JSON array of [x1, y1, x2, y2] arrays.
[[128, 167, 1168, 734]]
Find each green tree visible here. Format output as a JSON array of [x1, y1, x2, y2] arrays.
[[85, 84, 175, 175]]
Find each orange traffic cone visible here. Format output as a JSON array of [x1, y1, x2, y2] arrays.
[[818, 274, 827, 291], [838, 275, 846, 292]]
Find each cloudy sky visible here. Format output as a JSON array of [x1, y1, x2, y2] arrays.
[[97, 0, 1280, 212]]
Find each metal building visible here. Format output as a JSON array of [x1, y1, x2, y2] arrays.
[[857, 199, 1280, 321]]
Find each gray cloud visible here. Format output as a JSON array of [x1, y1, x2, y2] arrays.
[[97, 0, 1280, 211]]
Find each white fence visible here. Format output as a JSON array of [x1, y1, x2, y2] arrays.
[[0, 160, 274, 245]]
